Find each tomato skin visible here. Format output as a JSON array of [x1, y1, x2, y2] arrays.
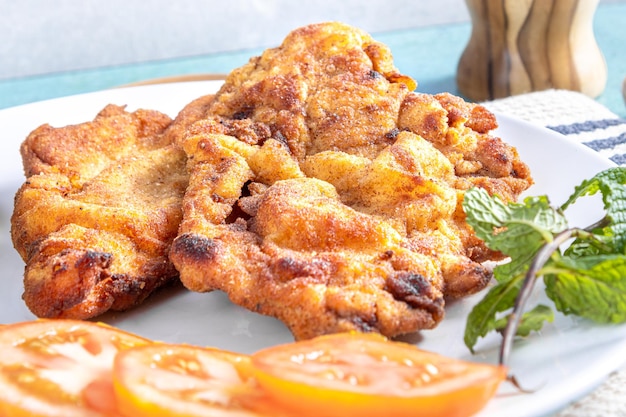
[[250, 332, 506, 417], [0, 319, 149, 417], [112, 343, 275, 417]]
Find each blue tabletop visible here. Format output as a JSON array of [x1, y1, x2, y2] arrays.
[[1, 2, 624, 117]]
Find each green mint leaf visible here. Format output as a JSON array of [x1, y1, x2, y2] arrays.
[[494, 304, 554, 337], [463, 188, 568, 283], [565, 232, 614, 258], [545, 254, 626, 323], [463, 188, 569, 352], [462, 168, 626, 365], [462, 187, 512, 243], [490, 195, 568, 257], [463, 275, 523, 352], [463, 189, 568, 255], [561, 167, 626, 253]]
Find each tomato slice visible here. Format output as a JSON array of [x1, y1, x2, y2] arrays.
[[0, 319, 149, 417], [112, 343, 275, 417], [250, 332, 506, 417]]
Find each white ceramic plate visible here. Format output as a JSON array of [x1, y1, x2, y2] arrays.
[[1, 81, 624, 417]]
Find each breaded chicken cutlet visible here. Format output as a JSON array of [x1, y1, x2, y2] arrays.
[[11, 96, 214, 319], [169, 22, 533, 340]]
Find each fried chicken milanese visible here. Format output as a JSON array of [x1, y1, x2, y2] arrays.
[[170, 22, 533, 340], [10, 99, 212, 319]]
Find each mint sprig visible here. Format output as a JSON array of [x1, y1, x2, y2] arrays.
[[462, 167, 626, 368]]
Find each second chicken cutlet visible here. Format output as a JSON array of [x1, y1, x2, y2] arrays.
[[170, 22, 533, 340], [11, 97, 213, 319]]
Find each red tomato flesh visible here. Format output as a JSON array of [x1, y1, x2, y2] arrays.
[[250, 332, 506, 417], [0, 319, 149, 417]]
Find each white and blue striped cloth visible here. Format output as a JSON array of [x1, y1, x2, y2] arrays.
[[484, 89, 626, 166], [548, 118, 626, 166]]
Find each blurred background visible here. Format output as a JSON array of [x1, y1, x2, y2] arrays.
[[1, 0, 473, 80], [1, 0, 624, 114]]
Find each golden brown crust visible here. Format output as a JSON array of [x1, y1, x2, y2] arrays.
[[11, 101, 210, 319], [169, 22, 533, 340], [11, 22, 533, 338]]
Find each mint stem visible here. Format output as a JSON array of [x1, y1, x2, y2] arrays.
[[499, 229, 576, 368]]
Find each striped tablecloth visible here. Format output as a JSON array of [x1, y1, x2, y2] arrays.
[[485, 89, 626, 165], [485, 89, 626, 417]]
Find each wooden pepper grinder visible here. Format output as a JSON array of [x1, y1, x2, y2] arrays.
[[457, 0, 607, 102]]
